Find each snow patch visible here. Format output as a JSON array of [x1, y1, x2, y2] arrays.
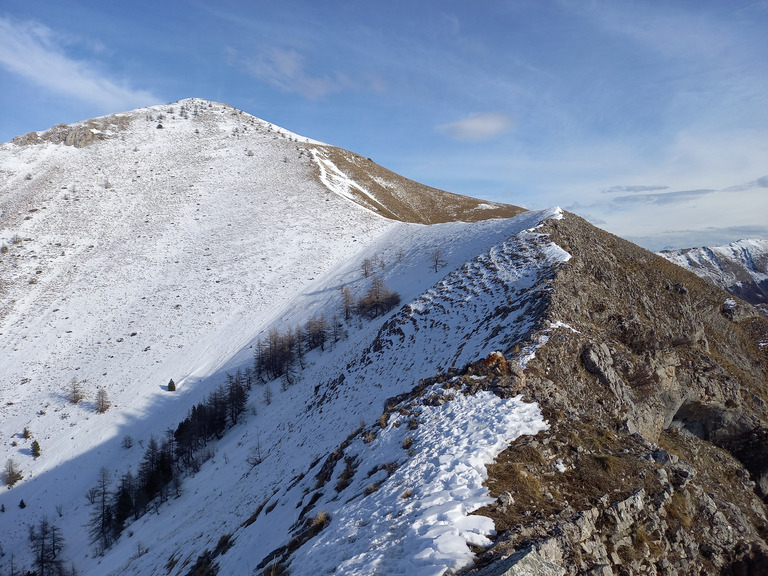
[[291, 386, 548, 576]]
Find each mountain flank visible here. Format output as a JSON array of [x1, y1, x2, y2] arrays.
[[463, 214, 768, 575], [6, 97, 524, 225], [311, 145, 524, 224], [1, 100, 766, 576]]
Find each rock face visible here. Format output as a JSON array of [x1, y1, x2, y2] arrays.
[[660, 240, 768, 317], [465, 213, 768, 575]]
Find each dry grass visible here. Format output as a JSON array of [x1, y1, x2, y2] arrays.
[[312, 146, 525, 225]]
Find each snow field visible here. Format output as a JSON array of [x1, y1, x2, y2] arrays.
[[1, 99, 573, 575]]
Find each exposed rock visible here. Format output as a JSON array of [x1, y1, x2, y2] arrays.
[[12, 115, 132, 148], [472, 546, 566, 576], [464, 213, 768, 576]]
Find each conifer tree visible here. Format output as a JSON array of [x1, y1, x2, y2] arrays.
[[95, 388, 111, 413], [69, 377, 85, 404], [4, 458, 23, 487], [29, 516, 66, 576], [88, 467, 114, 553], [31, 440, 41, 459], [340, 285, 355, 322]]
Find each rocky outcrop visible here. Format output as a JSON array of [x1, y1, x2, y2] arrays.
[[465, 213, 768, 575], [12, 114, 132, 148]]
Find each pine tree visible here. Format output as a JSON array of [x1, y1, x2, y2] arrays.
[[357, 275, 400, 319], [361, 257, 373, 278], [294, 325, 306, 369], [29, 516, 66, 576], [340, 285, 355, 322], [4, 458, 23, 487], [69, 377, 85, 404], [31, 440, 41, 459], [88, 467, 114, 553], [227, 373, 246, 425], [95, 388, 111, 413], [167, 379, 176, 392], [430, 247, 446, 272]]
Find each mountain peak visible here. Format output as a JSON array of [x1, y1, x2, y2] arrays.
[[5, 98, 523, 224]]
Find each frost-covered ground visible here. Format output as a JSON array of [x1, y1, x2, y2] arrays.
[[0, 100, 570, 574]]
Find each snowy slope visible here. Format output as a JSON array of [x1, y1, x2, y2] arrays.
[[659, 239, 768, 315], [0, 100, 569, 575]]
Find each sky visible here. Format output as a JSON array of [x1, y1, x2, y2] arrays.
[[0, 0, 766, 250]]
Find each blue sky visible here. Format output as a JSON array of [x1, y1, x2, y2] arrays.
[[1, 0, 766, 249]]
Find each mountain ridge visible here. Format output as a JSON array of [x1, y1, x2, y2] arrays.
[[1, 100, 766, 576]]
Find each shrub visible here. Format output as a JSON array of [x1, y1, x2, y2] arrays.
[[312, 511, 330, 530], [168, 379, 176, 392], [364, 482, 382, 496]]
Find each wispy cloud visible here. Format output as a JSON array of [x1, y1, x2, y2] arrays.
[[237, 47, 353, 100], [0, 17, 159, 111], [613, 189, 715, 206], [602, 184, 669, 194], [724, 175, 768, 192], [437, 113, 514, 142]]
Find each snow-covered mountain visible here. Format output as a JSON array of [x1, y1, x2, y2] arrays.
[[0, 99, 548, 575], [1, 100, 767, 576], [659, 240, 768, 316]]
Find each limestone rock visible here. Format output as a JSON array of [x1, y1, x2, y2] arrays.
[[473, 546, 566, 576]]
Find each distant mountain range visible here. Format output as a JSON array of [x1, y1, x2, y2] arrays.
[[1, 99, 766, 575], [660, 240, 768, 316]]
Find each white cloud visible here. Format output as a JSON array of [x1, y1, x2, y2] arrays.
[[239, 47, 350, 100], [438, 113, 514, 142], [0, 17, 158, 111]]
